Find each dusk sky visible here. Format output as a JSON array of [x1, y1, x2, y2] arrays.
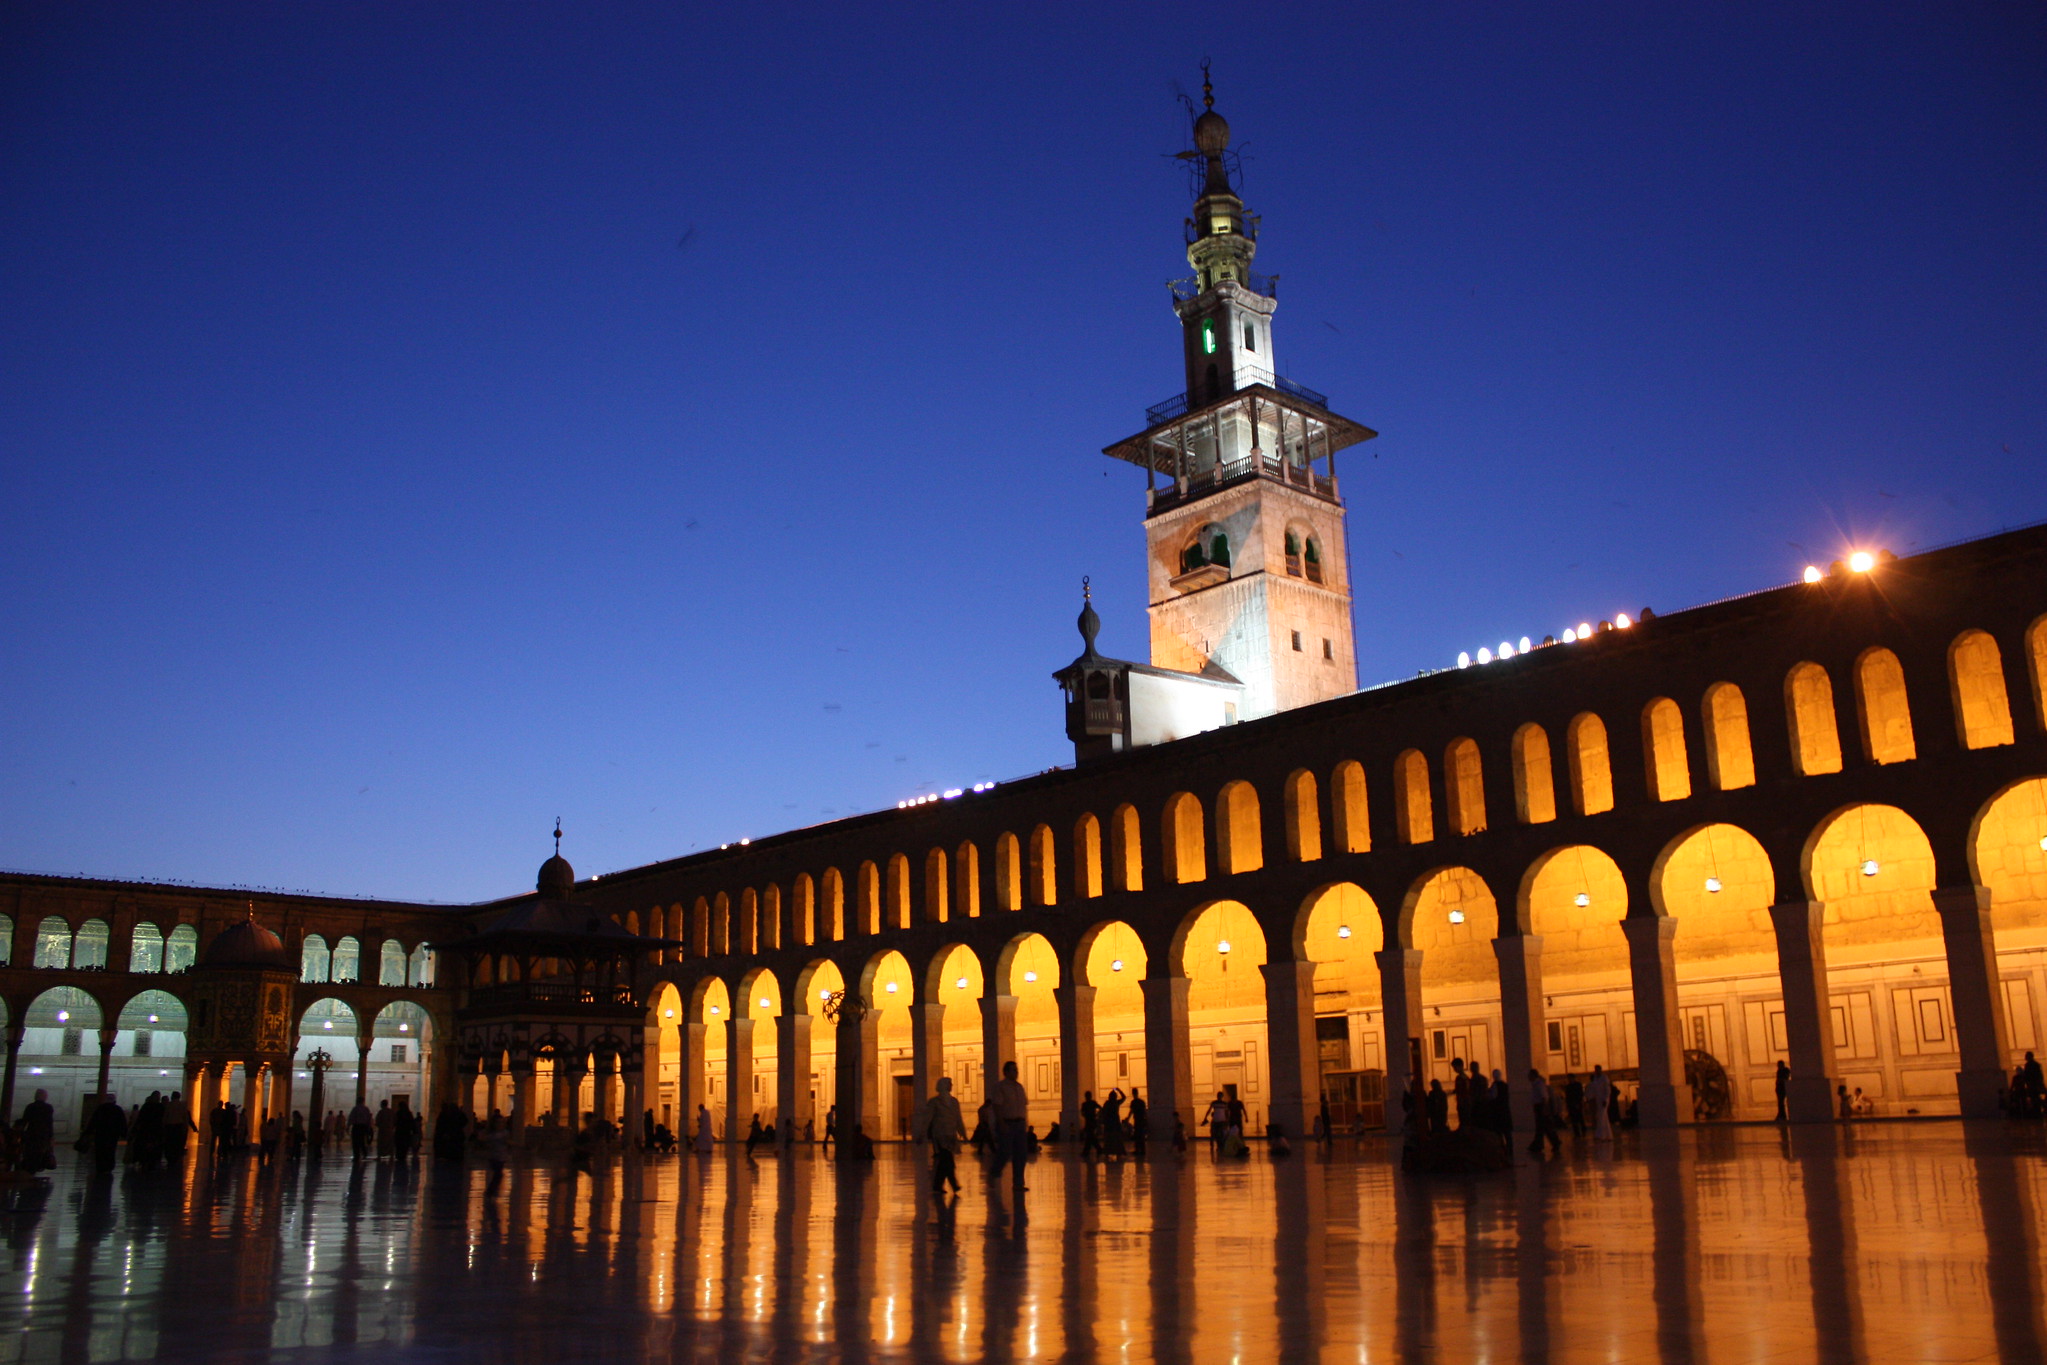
[[3, 4, 2041, 904]]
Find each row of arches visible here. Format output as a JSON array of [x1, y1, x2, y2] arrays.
[[629, 778, 2047, 1138], [7, 916, 199, 973], [300, 934, 435, 987], [635, 620, 2047, 961]]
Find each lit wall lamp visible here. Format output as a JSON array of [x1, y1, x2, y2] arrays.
[[1861, 860, 1881, 877], [1574, 893, 1590, 907], [1705, 878, 1722, 894], [1849, 551, 1875, 573], [885, 981, 899, 993], [956, 977, 968, 990], [1803, 565, 1823, 584], [1447, 909, 1465, 925], [1336, 925, 1352, 940], [1023, 971, 1038, 983], [1110, 959, 1124, 972]]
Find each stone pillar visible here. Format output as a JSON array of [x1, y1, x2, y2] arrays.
[[184, 1062, 208, 1130], [1937, 886, 2011, 1118], [777, 1013, 812, 1141], [510, 1062, 536, 1138], [681, 1020, 706, 1129], [981, 992, 1018, 1106], [1057, 983, 1096, 1136], [0, 1019, 24, 1123], [621, 1051, 643, 1140], [832, 998, 877, 1150], [95, 1027, 118, 1101], [551, 1055, 580, 1126], [726, 1016, 756, 1143], [1260, 959, 1319, 1140], [354, 1026, 373, 1106], [273, 1055, 295, 1130], [1494, 934, 1546, 1134], [908, 1000, 944, 1133], [241, 1061, 264, 1134], [1140, 976, 1192, 1140], [640, 1024, 662, 1129], [1623, 915, 1691, 1127], [594, 1058, 617, 1124], [1768, 901, 1840, 1122], [1375, 948, 1424, 1135]]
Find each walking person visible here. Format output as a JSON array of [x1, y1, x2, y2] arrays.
[[87, 1098, 127, 1173], [1203, 1092, 1230, 1154], [821, 1104, 837, 1152], [374, 1099, 394, 1160], [287, 1111, 307, 1161], [2026, 1052, 2045, 1118], [1450, 1059, 1469, 1129], [1526, 1070, 1561, 1157], [162, 1094, 194, 1169], [988, 1060, 1030, 1194], [1128, 1087, 1148, 1157], [1079, 1091, 1100, 1160], [924, 1076, 966, 1196], [18, 1089, 55, 1173], [210, 1103, 235, 1160], [1774, 1060, 1791, 1122], [1563, 1074, 1587, 1138], [349, 1099, 374, 1161], [1587, 1065, 1613, 1140], [1425, 1080, 1449, 1137]]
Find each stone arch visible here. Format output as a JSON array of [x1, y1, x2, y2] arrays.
[[738, 965, 783, 1019], [30, 915, 71, 970], [793, 874, 816, 947], [129, 921, 166, 974], [165, 924, 196, 973], [994, 833, 1022, 911], [1072, 814, 1103, 898], [1785, 661, 1844, 775], [1968, 778, 2047, 939], [761, 884, 783, 950], [378, 938, 407, 986], [408, 943, 434, 986], [859, 948, 915, 1011], [1651, 823, 1779, 969], [1566, 713, 1615, 815], [1948, 630, 2015, 750], [1702, 682, 1756, 790], [1443, 738, 1486, 835], [300, 933, 331, 984], [1331, 759, 1370, 853], [1284, 769, 1322, 861], [1393, 749, 1433, 844], [332, 936, 361, 983], [1110, 804, 1144, 891], [299, 997, 360, 1060], [1641, 697, 1692, 802], [71, 918, 110, 970], [2028, 615, 2047, 733], [1511, 724, 1556, 824], [929, 846, 958, 928], [1803, 803, 1941, 949], [1163, 792, 1207, 883], [1174, 901, 1270, 1125], [1854, 646, 1916, 765], [115, 986, 188, 1062], [885, 855, 912, 931], [1518, 845, 1630, 966], [953, 841, 982, 918], [1402, 867, 1499, 980], [992, 930, 1062, 997], [1296, 883, 1384, 1023], [921, 942, 985, 1005], [692, 896, 711, 958], [1216, 780, 1264, 873], [819, 869, 845, 942], [794, 958, 847, 1016], [1027, 824, 1057, 905], [735, 889, 758, 955], [855, 862, 880, 936]]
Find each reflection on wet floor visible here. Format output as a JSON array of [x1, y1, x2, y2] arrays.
[[0, 1122, 2043, 1363]]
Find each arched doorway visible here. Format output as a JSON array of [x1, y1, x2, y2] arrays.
[[1295, 883, 1384, 1132], [1404, 867, 1501, 1089], [1175, 900, 1270, 1135], [1653, 822, 1779, 1118]]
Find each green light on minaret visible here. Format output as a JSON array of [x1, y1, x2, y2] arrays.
[[1201, 319, 1216, 355]]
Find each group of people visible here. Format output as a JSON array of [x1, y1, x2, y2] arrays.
[[1401, 1058, 1636, 1160], [1525, 1064, 1632, 1155], [2009, 1052, 2047, 1117], [1075, 1087, 1147, 1159]]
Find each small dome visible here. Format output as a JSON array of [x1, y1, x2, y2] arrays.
[[538, 853, 575, 900], [202, 917, 291, 971], [1193, 109, 1230, 156]]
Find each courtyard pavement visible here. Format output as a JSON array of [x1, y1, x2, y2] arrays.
[[0, 1122, 2042, 1362]]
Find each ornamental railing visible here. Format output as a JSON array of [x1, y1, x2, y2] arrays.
[[1142, 370, 1330, 427]]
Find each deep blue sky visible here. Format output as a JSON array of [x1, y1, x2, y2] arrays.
[[3, 4, 2041, 903]]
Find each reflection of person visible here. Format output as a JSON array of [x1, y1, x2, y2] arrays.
[[19, 1089, 55, 1172], [87, 1099, 127, 1173]]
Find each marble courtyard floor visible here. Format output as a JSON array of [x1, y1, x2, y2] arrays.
[[1, 1122, 2044, 1363]]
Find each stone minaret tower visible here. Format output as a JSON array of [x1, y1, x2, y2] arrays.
[[1101, 73, 1377, 721]]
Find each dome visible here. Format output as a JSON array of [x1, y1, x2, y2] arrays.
[[1193, 109, 1230, 156], [538, 853, 575, 900], [202, 916, 292, 971]]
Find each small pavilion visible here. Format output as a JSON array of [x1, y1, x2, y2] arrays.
[[434, 836, 678, 1135]]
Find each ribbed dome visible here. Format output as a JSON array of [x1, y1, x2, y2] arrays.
[[202, 917, 292, 970], [1193, 109, 1230, 156], [538, 853, 575, 900]]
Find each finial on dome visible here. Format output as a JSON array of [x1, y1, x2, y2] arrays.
[[1077, 576, 1102, 660], [1201, 59, 1213, 110], [554, 818, 562, 855], [538, 822, 575, 899]]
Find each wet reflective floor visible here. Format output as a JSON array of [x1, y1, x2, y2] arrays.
[[2, 1122, 2045, 1363]]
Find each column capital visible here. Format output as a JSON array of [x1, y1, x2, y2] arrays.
[[1932, 885, 1993, 916], [1767, 899, 1824, 935]]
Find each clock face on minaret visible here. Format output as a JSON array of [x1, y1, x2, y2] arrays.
[[1097, 73, 1378, 724]]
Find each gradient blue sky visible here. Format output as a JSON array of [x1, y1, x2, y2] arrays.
[[3, 4, 2042, 903]]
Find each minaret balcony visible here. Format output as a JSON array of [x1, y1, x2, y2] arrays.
[[1170, 271, 1277, 304]]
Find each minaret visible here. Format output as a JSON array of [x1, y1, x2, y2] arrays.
[[1101, 74, 1377, 721]]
